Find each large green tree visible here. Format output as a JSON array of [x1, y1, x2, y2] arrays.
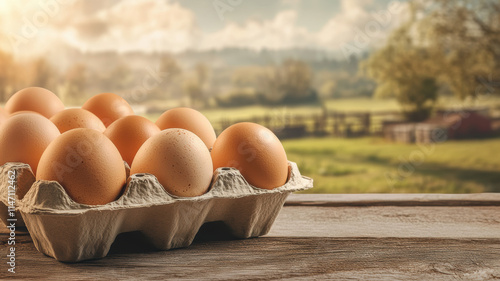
[[416, 0, 500, 99], [362, 10, 441, 121], [363, 0, 500, 121]]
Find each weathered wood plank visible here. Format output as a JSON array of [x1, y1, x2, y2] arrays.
[[0, 194, 499, 280], [286, 193, 500, 206], [1, 237, 499, 280], [269, 206, 500, 238]]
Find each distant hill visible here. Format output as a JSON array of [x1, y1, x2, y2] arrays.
[[43, 45, 368, 73], [6, 44, 374, 102]]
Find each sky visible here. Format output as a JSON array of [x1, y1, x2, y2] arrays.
[[0, 0, 409, 57]]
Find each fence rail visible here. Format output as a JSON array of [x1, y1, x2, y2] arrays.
[[212, 110, 404, 139]]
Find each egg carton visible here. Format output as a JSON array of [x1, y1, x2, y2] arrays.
[[0, 161, 312, 262]]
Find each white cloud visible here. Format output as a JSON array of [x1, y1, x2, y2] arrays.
[[202, 10, 312, 51], [318, 0, 374, 50], [60, 0, 200, 53], [0, 0, 409, 56], [318, 0, 409, 54], [203, 0, 408, 55], [0, 0, 200, 55]]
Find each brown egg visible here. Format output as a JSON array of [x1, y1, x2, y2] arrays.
[[37, 128, 126, 205], [0, 107, 7, 125], [211, 122, 288, 189], [0, 112, 60, 177], [82, 93, 134, 127], [130, 129, 213, 197], [5, 87, 64, 118], [155, 107, 216, 149], [104, 115, 160, 165], [50, 108, 106, 133]]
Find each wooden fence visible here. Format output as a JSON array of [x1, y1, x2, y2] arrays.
[[212, 110, 404, 139]]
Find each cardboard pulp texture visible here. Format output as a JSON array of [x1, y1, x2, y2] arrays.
[[0, 161, 313, 262]]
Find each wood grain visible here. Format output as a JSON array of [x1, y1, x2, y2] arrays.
[[286, 193, 500, 207], [1, 194, 499, 280], [1, 236, 499, 280], [269, 206, 500, 238]]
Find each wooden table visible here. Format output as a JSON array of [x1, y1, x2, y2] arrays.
[[1, 194, 500, 280]]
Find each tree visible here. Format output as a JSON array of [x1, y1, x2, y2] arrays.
[[64, 63, 87, 104], [280, 59, 313, 100], [107, 63, 132, 92], [153, 54, 183, 100], [231, 66, 266, 88], [397, 77, 439, 121], [261, 59, 317, 105], [32, 58, 55, 90], [184, 62, 210, 108], [414, 0, 500, 99], [364, 0, 500, 119], [319, 80, 337, 99], [362, 11, 441, 121], [195, 63, 208, 87], [183, 78, 203, 108], [0, 51, 15, 102], [159, 54, 182, 77]]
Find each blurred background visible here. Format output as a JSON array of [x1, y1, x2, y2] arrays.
[[0, 0, 499, 193]]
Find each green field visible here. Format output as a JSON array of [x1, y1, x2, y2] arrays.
[[284, 137, 500, 194]]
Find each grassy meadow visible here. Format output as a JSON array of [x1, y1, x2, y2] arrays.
[[284, 137, 500, 194]]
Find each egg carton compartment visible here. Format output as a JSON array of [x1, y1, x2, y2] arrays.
[[0, 161, 312, 262], [0, 162, 35, 227]]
